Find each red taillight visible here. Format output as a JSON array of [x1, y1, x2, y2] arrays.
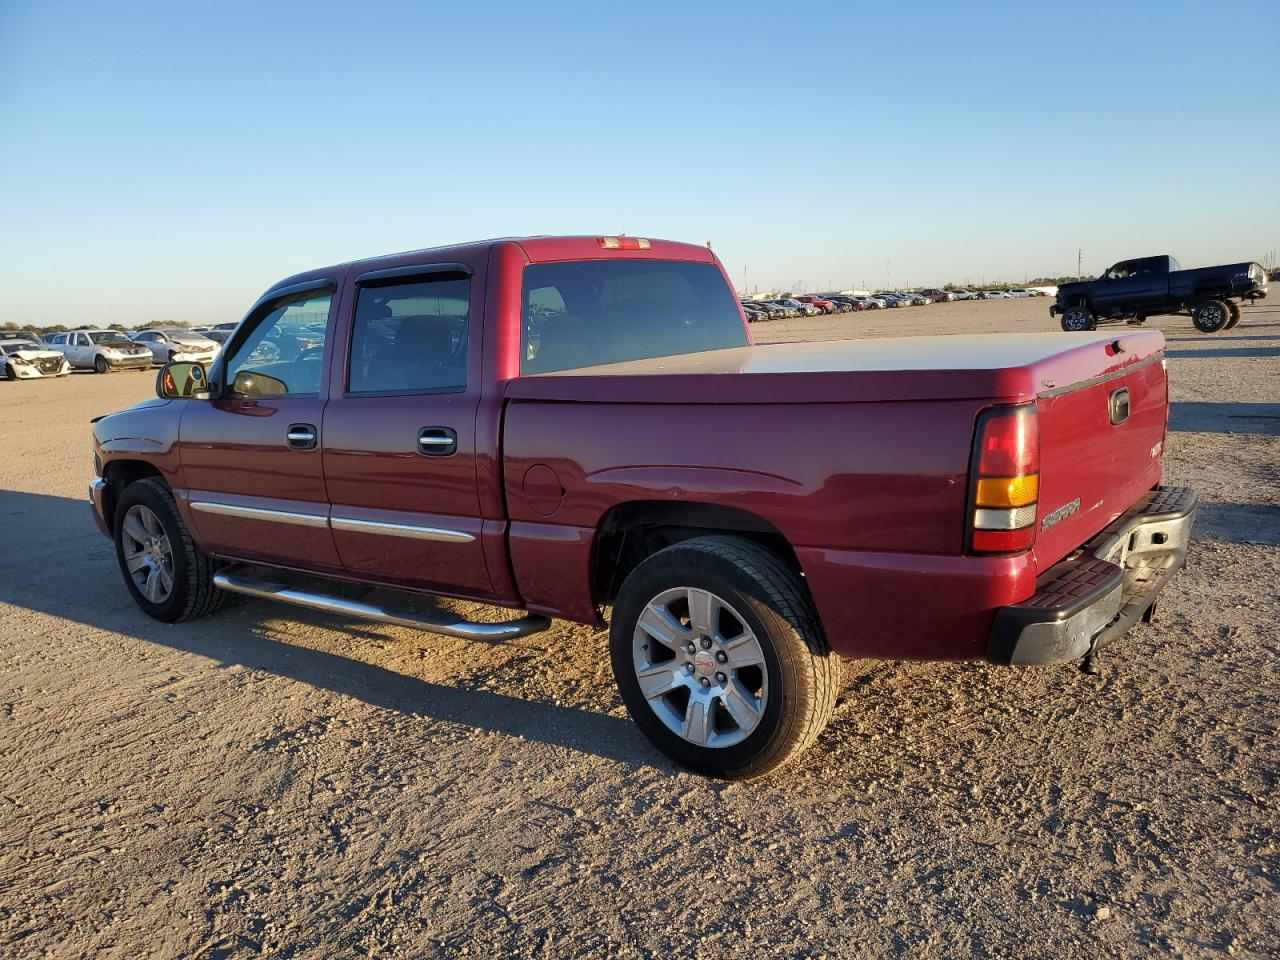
[[597, 236, 651, 250], [967, 404, 1040, 555]]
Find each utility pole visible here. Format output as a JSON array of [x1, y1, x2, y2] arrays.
[[1077, 248, 1082, 278]]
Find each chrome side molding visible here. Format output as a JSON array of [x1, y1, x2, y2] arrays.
[[212, 567, 551, 641], [329, 515, 475, 543], [190, 500, 329, 528], [189, 500, 476, 543]]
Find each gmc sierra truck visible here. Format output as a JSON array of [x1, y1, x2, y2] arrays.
[[90, 236, 1197, 778], [1052, 255, 1268, 333]]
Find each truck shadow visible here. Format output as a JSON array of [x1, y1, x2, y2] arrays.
[[0, 488, 657, 772], [1168, 402, 1280, 436]]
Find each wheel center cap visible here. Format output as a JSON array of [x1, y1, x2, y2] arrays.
[[692, 650, 716, 676]]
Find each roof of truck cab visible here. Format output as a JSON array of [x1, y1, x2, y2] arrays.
[[267, 236, 718, 292]]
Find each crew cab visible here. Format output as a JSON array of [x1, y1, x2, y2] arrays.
[[1053, 255, 1268, 333], [89, 236, 1197, 779]]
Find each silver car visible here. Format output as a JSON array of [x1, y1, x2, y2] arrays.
[[130, 328, 220, 367], [45, 330, 154, 373]]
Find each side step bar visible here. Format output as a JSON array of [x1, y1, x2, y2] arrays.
[[212, 567, 551, 641]]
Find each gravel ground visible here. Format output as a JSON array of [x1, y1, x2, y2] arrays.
[[1, 297, 1277, 959]]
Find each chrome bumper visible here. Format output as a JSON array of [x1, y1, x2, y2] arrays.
[[988, 486, 1197, 666], [89, 478, 111, 537]]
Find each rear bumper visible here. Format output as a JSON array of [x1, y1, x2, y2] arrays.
[[987, 485, 1197, 665]]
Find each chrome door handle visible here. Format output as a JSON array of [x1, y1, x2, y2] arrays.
[[287, 423, 318, 450], [418, 427, 457, 456]]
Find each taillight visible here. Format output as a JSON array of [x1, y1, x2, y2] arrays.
[[597, 236, 651, 250], [967, 403, 1040, 554]]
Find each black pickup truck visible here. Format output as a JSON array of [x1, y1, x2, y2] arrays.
[[1052, 255, 1268, 333]]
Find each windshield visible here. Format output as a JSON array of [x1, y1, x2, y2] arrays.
[[88, 332, 135, 347], [520, 259, 747, 375], [1, 342, 39, 353]]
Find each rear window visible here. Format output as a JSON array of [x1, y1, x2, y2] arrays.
[[520, 260, 747, 375]]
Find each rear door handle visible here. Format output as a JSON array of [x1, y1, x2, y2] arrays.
[[287, 423, 318, 450], [418, 426, 457, 457]]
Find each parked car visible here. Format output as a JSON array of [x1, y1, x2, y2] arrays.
[[918, 289, 953, 303], [853, 297, 885, 309], [978, 290, 1009, 300], [44, 329, 154, 373], [951, 290, 976, 300], [89, 235, 1197, 779], [826, 296, 864, 312], [902, 293, 933, 306], [744, 301, 787, 320], [1, 338, 70, 380], [771, 298, 818, 317], [130, 328, 220, 366], [872, 292, 906, 308], [1052, 254, 1269, 333], [1005, 289, 1033, 299], [740, 304, 769, 323], [795, 295, 838, 315]]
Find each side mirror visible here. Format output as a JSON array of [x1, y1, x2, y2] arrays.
[[157, 361, 209, 400]]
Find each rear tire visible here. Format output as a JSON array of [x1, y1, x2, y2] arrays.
[[1060, 305, 1095, 331], [1192, 299, 1229, 334], [94, 355, 108, 374], [114, 478, 223, 623], [1225, 302, 1242, 330], [609, 536, 839, 780]]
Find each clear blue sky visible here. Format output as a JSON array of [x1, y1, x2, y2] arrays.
[[2, 0, 1276, 326]]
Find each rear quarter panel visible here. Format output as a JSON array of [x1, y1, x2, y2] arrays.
[[502, 398, 990, 655]]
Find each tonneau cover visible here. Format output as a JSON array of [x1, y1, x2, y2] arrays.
[[506, 332, 1167, 404]]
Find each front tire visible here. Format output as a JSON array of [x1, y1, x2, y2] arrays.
[[114, 478, 223, 622], [1225, 302, 1242, 330], [1060, 305, 1095, 331], [1192, 299, 1229, 333], [609, 536, 839, 780], [94, 355, 108, 374]]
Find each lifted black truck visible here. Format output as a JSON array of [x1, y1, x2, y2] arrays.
[[1052, 255, 1268, 333]]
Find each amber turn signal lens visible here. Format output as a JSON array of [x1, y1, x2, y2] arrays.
[[975, 474, 1039, 508]]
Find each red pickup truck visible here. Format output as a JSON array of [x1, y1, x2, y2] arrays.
[[90, 236, 1196, 779]]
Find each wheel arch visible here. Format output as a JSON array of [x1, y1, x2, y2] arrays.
[[100, 459, 166, 534], [591, 500, 804, 608]]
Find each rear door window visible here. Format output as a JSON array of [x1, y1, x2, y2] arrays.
[[347, 274, 470, 395], [521, 260, 747, 374]]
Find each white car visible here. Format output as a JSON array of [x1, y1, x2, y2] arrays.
[[1, 339, 70, 380], [130, 328, 220, 367], [978, 290, 1009, 300], [951, 290, 975, 300], [1005, 289, 1033, 298], [44, 330, 154, 373]]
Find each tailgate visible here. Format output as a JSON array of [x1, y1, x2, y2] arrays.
[[1032, 338, 1167, 570]]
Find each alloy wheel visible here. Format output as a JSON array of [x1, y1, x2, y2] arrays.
[[121, 504, 175, 603], [631, 586, 769, 748]]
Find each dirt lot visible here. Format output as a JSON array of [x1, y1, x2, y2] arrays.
[[2, 297, 1277, 959]]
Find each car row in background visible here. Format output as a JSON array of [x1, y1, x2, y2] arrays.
[[740, 287, 1047, 320], [0, 326, 227, 380]]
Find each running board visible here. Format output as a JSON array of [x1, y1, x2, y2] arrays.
[[212, 567, 551, 641]]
